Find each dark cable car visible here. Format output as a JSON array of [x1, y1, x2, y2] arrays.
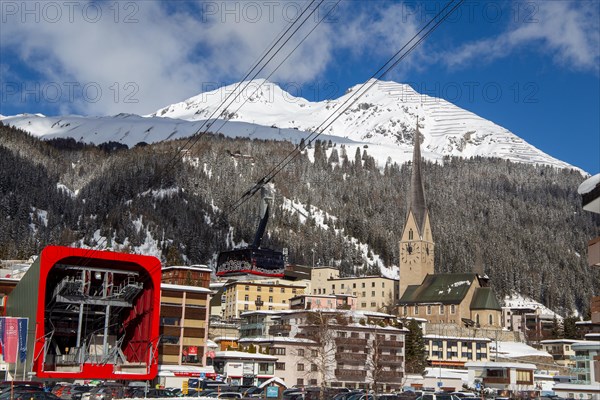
[[216, 186, 285, 277]]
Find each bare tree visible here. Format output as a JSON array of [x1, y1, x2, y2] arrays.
[[296, 311, 338, 400]]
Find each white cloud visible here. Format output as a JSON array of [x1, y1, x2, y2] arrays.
[[0, 1, 422, 116], [441, 1, 600, 72]]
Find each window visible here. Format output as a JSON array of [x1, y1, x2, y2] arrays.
[[257, 286, 261, 292], [311, 364, 318, 372], [382, 282, 385, 288], [275, 362, 285, 370], [414, 306, 419, 315], [427, 305, 432, 315], [257, 295, 262, 301], [362, 292, 366, 297], [281, 287, 285, 293], [244, 304, 249, 310], [338, 332, 347, 338], [409, 229, 413, 240], [450, 304, 456, 314], [332, 284, 335, 290], [309, 379, 317, 385], [353, 283, 356, 288], [293, 289, 297, 294], [297, 349, 305, 356], [269, 287, 273, 292], [517, 370, 532, 383], [403, 306, 408, 315], [311, 349, 318, 357], [341, 284, 345, 289], [440, 304, 445, 314], [297, 379, 304, 386], [361, 302, 366, 308], [489, 314, 493, 325], [245, 285, 249, 291], [371, 302, 376, 307], [273, 348, 286, 355], [371, 291, 375, 297], [244, 295, 249, 301], [372, 282, 375, 288], [382, 291, 385, 297], [297, 363, 305, 371], [362, 283, 365, 288], [268, 306, 273, 310], [269, 296, 273, 303]]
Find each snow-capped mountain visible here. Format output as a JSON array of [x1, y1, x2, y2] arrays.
[[1, 79, 576, 170]]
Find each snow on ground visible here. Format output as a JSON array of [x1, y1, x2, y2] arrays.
[[504, 292, 563, 319]]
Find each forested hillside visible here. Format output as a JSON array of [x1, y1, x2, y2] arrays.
[[1, 124, 598, 316]]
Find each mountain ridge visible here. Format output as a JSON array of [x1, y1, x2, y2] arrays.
[[1, 79, 581, 173]]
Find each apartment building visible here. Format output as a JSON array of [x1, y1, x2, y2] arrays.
[[425, 334, 491, 367], [310, 267, 399, 312], [221, 279, 308, 320]]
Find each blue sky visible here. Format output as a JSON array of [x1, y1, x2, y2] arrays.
[[1, 0, 598, 174]]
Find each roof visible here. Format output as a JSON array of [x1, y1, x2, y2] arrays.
[[258, 377, 288, 389], [398, 273, 476, 305], [162, 264, 212, 273], [214, 351, 277, 361], [161, 283, 212, 293], [470, 287, 502, 310], [424, 334, 491, 342], [409, 120, 427, 235], [464, 361, 537, 370]]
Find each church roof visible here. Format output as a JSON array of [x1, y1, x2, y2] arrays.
[[408, 121, 427, 235], [470, 287, 502, 311], [398, 273, 477, 305]]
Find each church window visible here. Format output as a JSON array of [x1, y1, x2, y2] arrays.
[[426, 305, 432, 315], [409, 229, 414, 240], [403, 306, 408, 315], [476, 314, 480, 325], [414, 306, 419, 315], [450, 305, 456, 314], [489, 314, 493, 325], [440, 304, 445, 314]]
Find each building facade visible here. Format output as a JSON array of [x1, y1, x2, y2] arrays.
[[221, 279, 308, 320], [310, 273, 399, 312], [425, 334, 491, 367]]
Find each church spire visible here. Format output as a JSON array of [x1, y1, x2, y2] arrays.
[[409, 117, 427, 236]]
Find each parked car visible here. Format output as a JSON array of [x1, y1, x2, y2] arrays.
[[0, 391, 61, 400], [416, 394, 461, 400]]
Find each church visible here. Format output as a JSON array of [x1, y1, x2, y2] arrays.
[[396, 121, 502, 328]]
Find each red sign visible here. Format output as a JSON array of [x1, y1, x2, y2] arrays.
[[207, 351, 216, 358], [188, 346, 198, 356], [3, 317, 18, 363]]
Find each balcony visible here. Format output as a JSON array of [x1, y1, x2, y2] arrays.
[[269, 324, 291, 336], [378, 370, 404, 381], [483, 377, 510, 384], [336, 352, 367, 363], [336, 337, 367, 347], [335, 369, 367, 381], [378, 340, 403, 348], [588, 236, 600, 267], [379, 356, 404, 365]]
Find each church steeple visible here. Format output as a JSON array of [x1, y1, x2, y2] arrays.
[[399, 117, 434, 298], [409, 118, 427, 236]]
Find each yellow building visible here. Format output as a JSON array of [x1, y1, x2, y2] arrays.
[[309, 269, 399, 312], [425, 334, 491, 367], [158, 265, 212, 368], [221, 279, 309, 320]]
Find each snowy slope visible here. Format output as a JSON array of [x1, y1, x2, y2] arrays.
[[2, 79, 577, 170]]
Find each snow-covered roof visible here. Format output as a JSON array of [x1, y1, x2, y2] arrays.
[[161, 283, 211, 293], [213, 336, 239, 342], [503, 293, 563, 319], [465, 361, 537, 370], [214, 351, 277, 360], [577, 173, 600, 195], [163, 264, 212, 272], [238, 337, 317, 344], [539, 339, 587, 344], [424, 367, 469, 381], [424, 334, 491, 342], [490, 341, 552, 358], [258, 377, 288, 389]]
